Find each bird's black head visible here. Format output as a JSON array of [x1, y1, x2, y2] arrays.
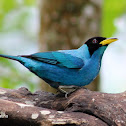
[[85, 37, 118, 55]]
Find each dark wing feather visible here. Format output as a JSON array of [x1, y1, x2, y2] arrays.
[[22, 51, 84, 69]]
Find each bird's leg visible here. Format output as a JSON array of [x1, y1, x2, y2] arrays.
[[58, 85, 80, 98], [58, 87, 69, 98]]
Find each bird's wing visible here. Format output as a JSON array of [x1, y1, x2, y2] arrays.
[[22, 51, 84, 69]]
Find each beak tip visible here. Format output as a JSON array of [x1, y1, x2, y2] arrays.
[[112, 38, 118, 40]]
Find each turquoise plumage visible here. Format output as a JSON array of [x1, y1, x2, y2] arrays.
[[0, 37, 118, 92], [28, 51, 84, 69]]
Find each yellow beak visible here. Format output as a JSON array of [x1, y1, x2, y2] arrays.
[[99, 38, 118, 46]]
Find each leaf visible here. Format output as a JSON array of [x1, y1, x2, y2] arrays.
[[24, 0, 36, 6], [102, 0, 126, 37]]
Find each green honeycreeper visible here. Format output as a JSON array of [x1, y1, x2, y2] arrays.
[[0, 37, 118, 93]]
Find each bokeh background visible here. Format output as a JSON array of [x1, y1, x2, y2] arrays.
[[0, 0, 126, 93]]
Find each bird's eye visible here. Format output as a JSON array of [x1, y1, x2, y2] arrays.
[[92, 39, 98, 44]]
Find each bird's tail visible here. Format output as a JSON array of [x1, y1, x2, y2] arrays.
[[0, 54, 21, 61]]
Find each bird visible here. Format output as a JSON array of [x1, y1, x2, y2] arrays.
[[0, 37, 118, 94]]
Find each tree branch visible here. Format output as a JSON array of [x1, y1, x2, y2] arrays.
[[0, 87, 125, 125]]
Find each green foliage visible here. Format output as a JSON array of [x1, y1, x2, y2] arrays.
[[24, 0, 36, 6], [0, 0, 36, 31], [0, 56, 38, 92], [0, 0, 38, 91], [102, 0, 126, 37]]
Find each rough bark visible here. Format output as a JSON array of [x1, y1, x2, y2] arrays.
[[0, 87, 126, 126], [39, 0, 103, 92]]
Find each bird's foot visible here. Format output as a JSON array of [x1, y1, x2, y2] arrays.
[[57, 86, 80, 98]]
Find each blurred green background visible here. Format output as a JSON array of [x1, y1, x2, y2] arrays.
[[0, 0, 126, 93]]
